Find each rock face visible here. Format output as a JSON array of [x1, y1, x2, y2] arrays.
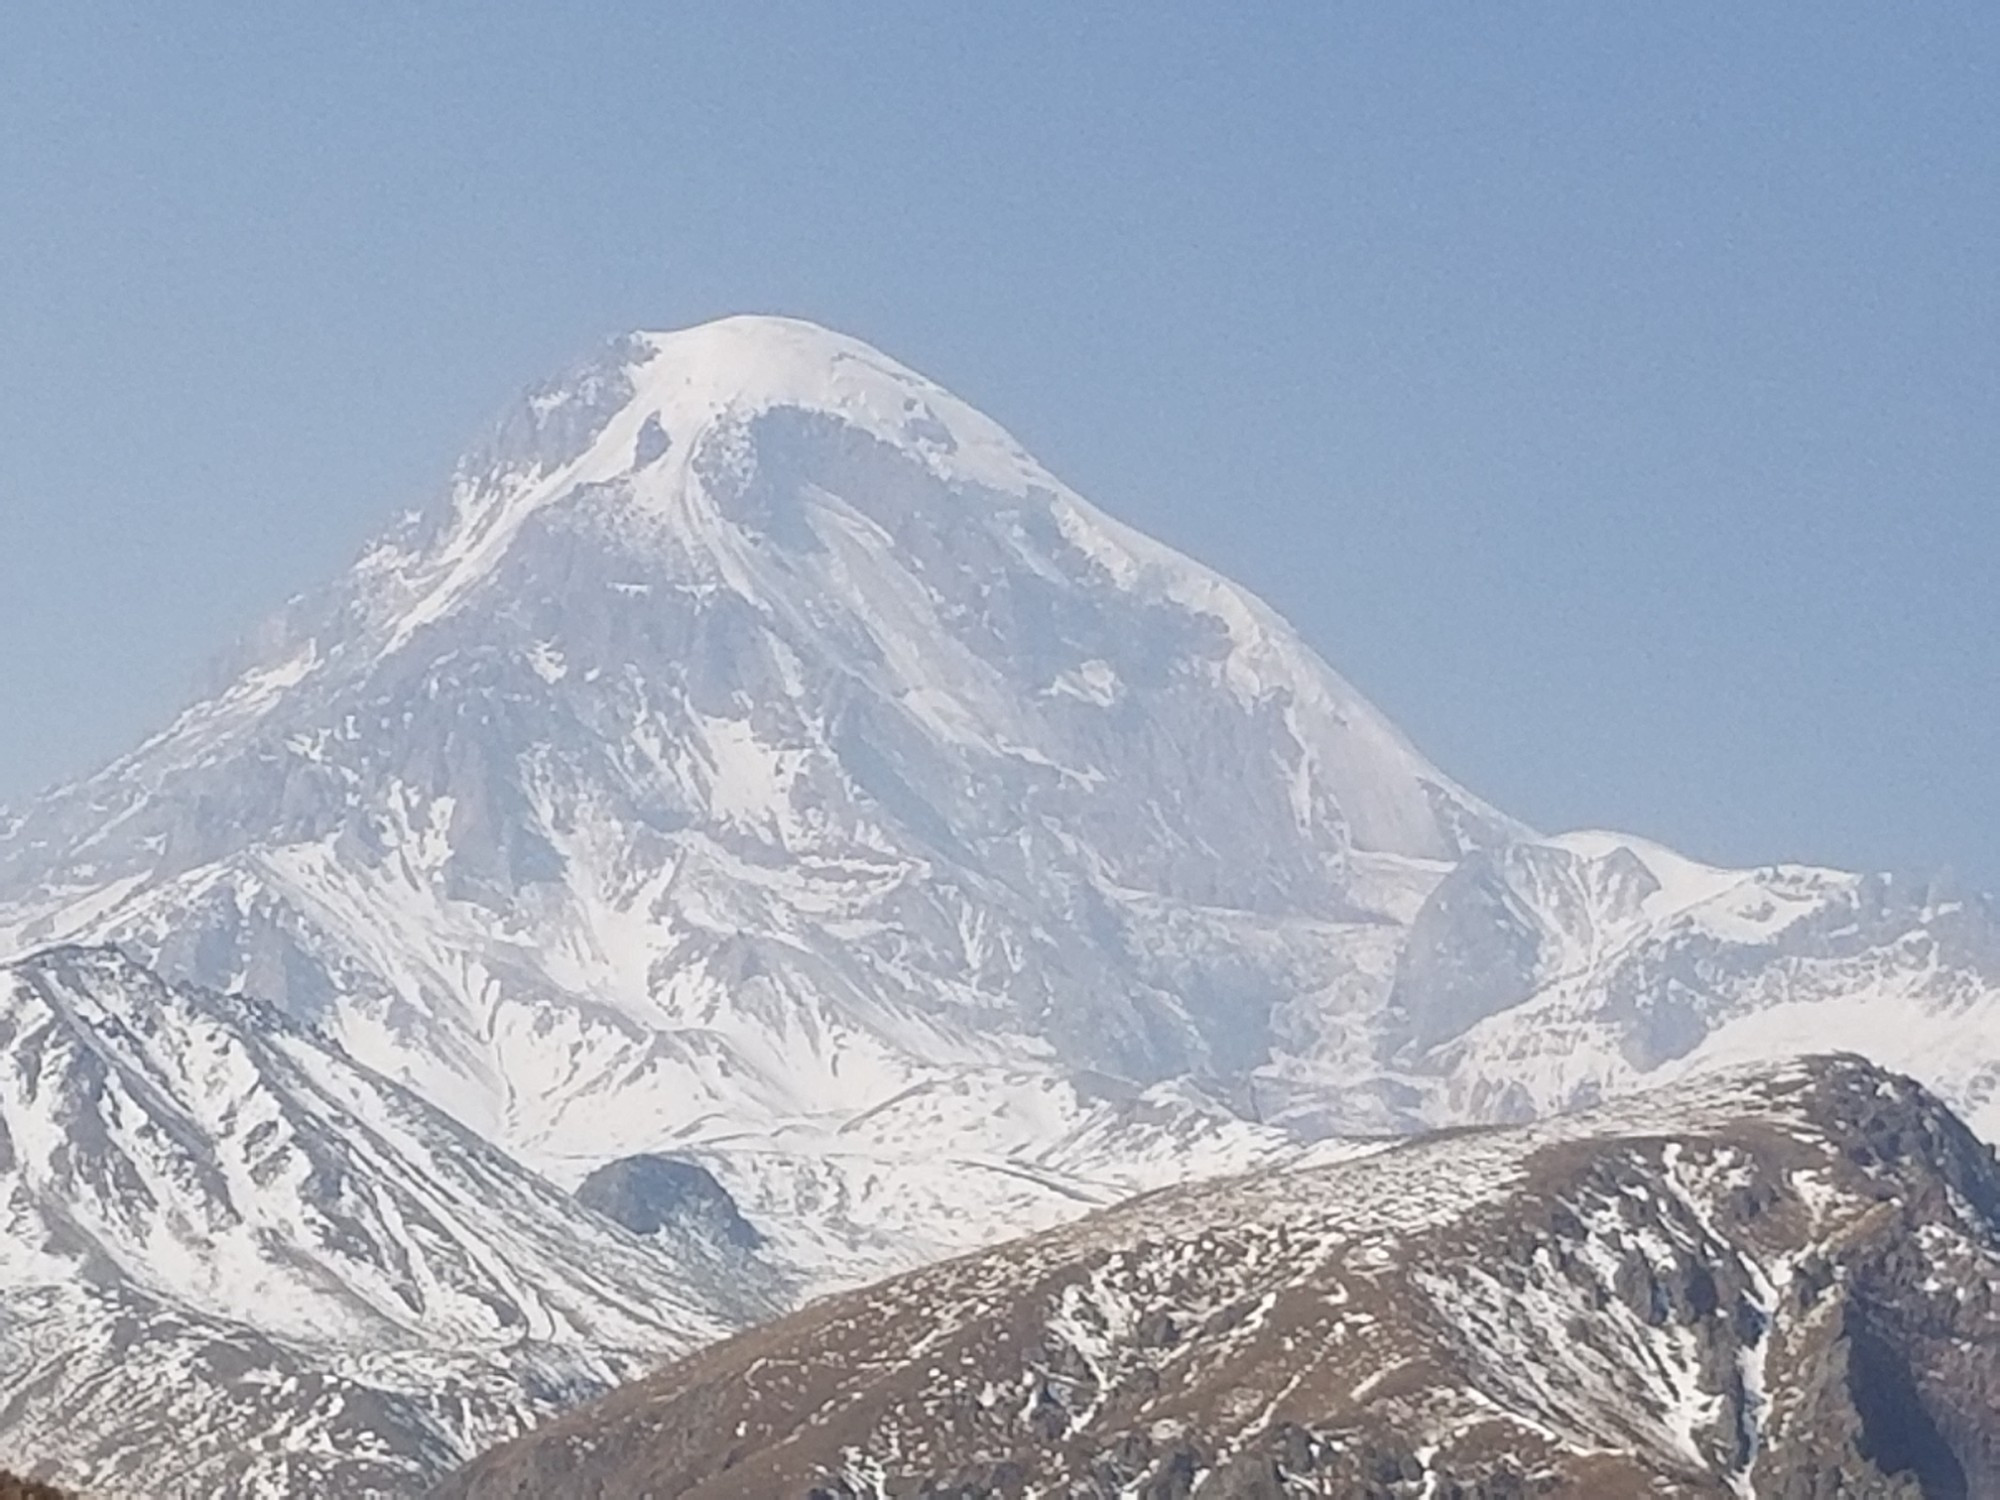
[[575, 1155, 763, 1249], [0, 947, 777, 1499], [434, 1056, 2000, 1499]]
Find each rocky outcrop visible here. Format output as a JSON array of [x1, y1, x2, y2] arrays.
[[435, 1056, 2000, 1499], [575, 1155, 763, 1250]]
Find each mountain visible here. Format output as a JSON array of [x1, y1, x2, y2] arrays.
[[0, 316, 1995, 1489], [2, 316, 1997, 1270], [434, 1055, 2000, 1499], [3, 315, 1989, 1275], [0, 315, 1516, 1290], [0, 946, 775, 1498]]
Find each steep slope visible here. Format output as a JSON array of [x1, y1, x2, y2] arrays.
[[0, 315, 1994, 1299], [435, 1055, 2000, 1499], [0, 947, 775, 1498], [0, 316, 1508, 1286]]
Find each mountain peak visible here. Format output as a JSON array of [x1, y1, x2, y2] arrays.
[[324, 315, 1066, 665], [624, 315, 1044, 487], [0, 944, 774, 1495], [637, 315, 1033, 478], [631, 313, 931, 413], [455, 315, 1044, 507]]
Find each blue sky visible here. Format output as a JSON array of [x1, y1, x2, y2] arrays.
[[1, 6, 1994, 887]]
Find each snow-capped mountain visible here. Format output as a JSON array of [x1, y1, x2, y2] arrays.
[[2, 317, 1997, 1254], [0, 314, 1994, 1379], [0, 316, 1518, 1287], [0, 946, 775, 1497], [434, 1055, 2000, 1497]]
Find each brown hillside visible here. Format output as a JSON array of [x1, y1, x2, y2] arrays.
[[436, 1057, 2000, 1499]]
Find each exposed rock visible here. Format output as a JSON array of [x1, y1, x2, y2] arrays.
[[576, 1155, 763, 1249], [0, 1473, 76, 1500], [435, 1057, 2000, 1499]]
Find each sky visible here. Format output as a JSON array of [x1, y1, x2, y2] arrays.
[[0, 5, 1994, 889]]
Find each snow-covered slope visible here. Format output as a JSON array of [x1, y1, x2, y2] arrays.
[[0, 316, 1509, 1288], [1386, 834, 2000, 1142], [0, 946, 775, 1497], [0, 314, 1994, 1352], [435, 1055, 2000, 1498]]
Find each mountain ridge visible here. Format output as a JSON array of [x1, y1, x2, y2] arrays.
[[432, 1054, 2000, 1498], [0, 317, 1994, 1493]]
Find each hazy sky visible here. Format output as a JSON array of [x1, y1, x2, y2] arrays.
[[2, 6, 1994, 888]]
